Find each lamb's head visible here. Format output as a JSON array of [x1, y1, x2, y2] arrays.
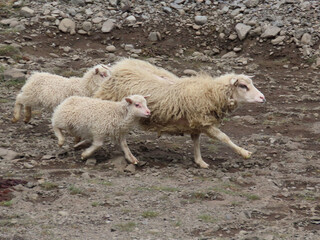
[[125, 95, 151, 118], [229, 74, 266, 103], [93, 64, 111, 79]]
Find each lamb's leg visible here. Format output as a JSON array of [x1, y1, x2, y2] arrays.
[[12, 102, 23, 123], [23, 106, 32, 123], [53, 127, 65, 147], [81, 137, 103, 159], [119, 136, 139, 164], [191, 133, 209, 168], [74, 139, 90, 148], [205, 126, 252, 159]]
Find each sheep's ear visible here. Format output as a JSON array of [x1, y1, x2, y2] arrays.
[[144, 94, 151, 99], [125, 97, 133, 104], [95, 68, 99, 74], [230, 77, 239, 86]]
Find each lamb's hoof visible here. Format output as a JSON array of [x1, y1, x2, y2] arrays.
[[11, 119, 18, 123], [129, 157, 139, 165], [23, 119, 30, 124]]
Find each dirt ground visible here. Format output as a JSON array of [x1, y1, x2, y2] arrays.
[[0, 22, 320, 240]]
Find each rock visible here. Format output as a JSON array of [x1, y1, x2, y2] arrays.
[[0, 148, 20, 161], [92, 17, 103, 24], [125, 15, 136, 24], [0, 18, 18, 25], [109, 156, 127, 171], [183, 69, 197, 76], [235, 23, 251, 40], [221, 51, 237, 58], [2, 69, 26, 81], [163, 7, 172, 13], [271, 36, 285, 45], [70, 0, 85, 6], [102, 19, 115, 33], [301, 33, 312, 45], [109, 0, 118, 7], [82, 21, 92, 32], [41, 155, 55, 160], [124, 44, 134, 51], [13, 0, 23, 8], [23, 163, 34, 169], [58, 211, 69, 217], [245, 0, 260, 8], [194, 16, 207, 25], [85, 158, 96, 166], [148, 32, 161, 42], [20, 7, 35, 17], [81, 172, 91, 179], [124, 164, 136, 173], [106, 45, 116, 52], [300, 1, 311, 10], [59, 18, 76, 35], [261, 26, 281, 38]]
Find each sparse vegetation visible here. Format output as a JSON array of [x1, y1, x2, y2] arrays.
[[198, 214, 217, 223], [136, 185, 179, 192], [68, 185, 83, 195], [115, 222, 136, 232], [0, 200, 13, 207], [0, 45, 21, 61], [40, 182, 58, 190], [142, 211, 159, 218]]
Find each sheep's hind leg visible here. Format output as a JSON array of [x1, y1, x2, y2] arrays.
[[191, 133, 209, 168], [53, 127, 65, 147], [23, 106, 32, 123], [81, 137, 103, 159], [119, 136, 138, 164], [206, 126, 252, 159], [12, 102, 23, 123]]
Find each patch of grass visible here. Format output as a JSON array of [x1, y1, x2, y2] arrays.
[[0, 219, 15, 227], [0, 200, 13, 207], [295, 192, 318, 201], [40, 182, 58, 190], [243, 193, 261, 201], [91, 201, 100, 207], [0, 45, 21, 61], [198, 214, 217, 223], [0, 98, 10, 103], [115, 222, 136, 232], [230, 201, 243, 206], [136, 185, 179, 192], [142, 211, 159, 218], [207, 144, 220, 153], [68, 185, 83, 195], [306, 55, 317, 65], [174, 220, 182, 227], [3, 78, 25, 88]]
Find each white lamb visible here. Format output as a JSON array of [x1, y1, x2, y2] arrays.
[[12, 65, 110, 123], [51, 95, 151, 164]]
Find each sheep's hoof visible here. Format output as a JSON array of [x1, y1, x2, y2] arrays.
[[241, 150, 252, 159], [11, 118, 18, 123], [197, 161, 209, 169]]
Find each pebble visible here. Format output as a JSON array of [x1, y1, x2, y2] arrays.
[[0, 148, 20, 161], [235, 23, 252, 40], [58, 211, 69, 217], [85, 158, 97, 166], [58, 18, 76, 34], [20, 7, 35, 17], [261, 26, 281, 38], [148, 32, 161, 42], [106, 45, 116, 53], [102, 19, 115, 33], [194, 16, 207, 25]]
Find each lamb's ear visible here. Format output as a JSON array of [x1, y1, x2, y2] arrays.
[[125, 97, 133, 104], [95, 68, 99, 75], [144, 94, 151, 99], [230, 77, 239, 86]]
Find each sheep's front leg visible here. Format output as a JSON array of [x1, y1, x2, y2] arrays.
[[191, 133, 209, 169], [119, 136, 139, 164], [12, 102, 22, 123], [24, 106, 32, 123], [205, 127, 252, 159], [81, 137, 103, 159]]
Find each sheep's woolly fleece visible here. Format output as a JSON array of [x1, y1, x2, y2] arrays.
[[52, 95, 146, 141], [94, 59, 240, 134]]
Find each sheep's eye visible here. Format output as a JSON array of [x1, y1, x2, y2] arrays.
[[135, 103, 141, 108], [239, 84, 248, 90]]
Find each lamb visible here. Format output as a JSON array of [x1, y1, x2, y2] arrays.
[[12, 64, 110, 123], [51, 95, 151, 164], [94, 58, 266, 168]]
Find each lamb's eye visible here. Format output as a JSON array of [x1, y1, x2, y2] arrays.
[[135, 103, 140, 108], [239, 84, 248, 90]]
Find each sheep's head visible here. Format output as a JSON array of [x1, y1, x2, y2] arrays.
[[125, 95, 151, 118], [94, 64, 111, 79], [230, 75, 266, 103]]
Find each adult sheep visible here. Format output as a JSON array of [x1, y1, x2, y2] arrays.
[[12, 64, 110, 123], [94, 58, 266, 168]]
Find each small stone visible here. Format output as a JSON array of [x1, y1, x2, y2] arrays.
[[221, 51, 237, 58], [125, 15, 136, 24], [0, 148, 20, 161], [78, 29, 87, 35], [85, 158, 96, 166], [0, 18, 18, 25], [102, 19, 115, 33], [24, 163, 34, 169], [58, 211, 69, 217], [81, 172, 91, 179], [301, 33, 312, 45], [41, 155, 55, 160], [59, 18, 76, 35], [20, 7, 35, 17], [183, 69, 197, 76], [235, 23, 251, 40], [194, 16, 207, 25], [2, 69, 26, 81], [106, 45, 116, 53], [82, 21, 92, 32], [92, 17, 102, 24], [261, 26, 281, 38], [244, 0, 260, 8], [124, 44, 134, 51], [109, 156, 127, 172], [124, 164, 136, 173], [271, 36, 285, 45], [163, 7, 172, 13], [148, 32, 161, 42]]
